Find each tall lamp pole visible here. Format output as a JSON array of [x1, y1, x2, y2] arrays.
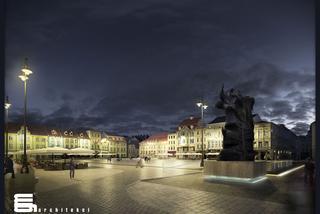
[[197, 102, 208, 167], [19, 58, 33, 174], [5, 96, 11, 158]]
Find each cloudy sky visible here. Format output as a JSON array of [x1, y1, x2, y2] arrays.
[[5, 0, 315, 136]]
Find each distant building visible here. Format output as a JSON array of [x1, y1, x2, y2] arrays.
[[6, 123, 90, 158], [175, 116, 202, 159], [139, 133, 168, 158], [171, 115, 299, 160], [5, 123, 127, 159], [61, 129, 90, 149], [86, 129, 102, 151], [208, 117, 298, 160], [167, 133, 177, 157], [101, 132, 127, 158]]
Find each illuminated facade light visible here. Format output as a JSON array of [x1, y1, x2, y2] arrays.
[[266, 165, 304, 177], [204, 175, 267, 184]]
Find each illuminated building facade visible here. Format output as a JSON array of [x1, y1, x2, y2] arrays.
[[86, 130, 102, 151], [100, 133, 127, 158], [139, 133, 168, 158], [167, 133, 177, 157], [5, 123, 126, 158], [138, 116, 300, 160]]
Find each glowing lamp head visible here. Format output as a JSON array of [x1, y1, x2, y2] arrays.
[[5, 103, 11, 109], [197, 102, 202, 107], [203, 105, 208, 109], [4, 96, 11, 109], [19, 75, 29, 82], [21, 67, 33, 76]]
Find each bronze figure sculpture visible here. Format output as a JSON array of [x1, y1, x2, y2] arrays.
[[215, 86, 255, 161]]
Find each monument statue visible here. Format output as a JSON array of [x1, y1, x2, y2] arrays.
[[215, 86, 255, 161]]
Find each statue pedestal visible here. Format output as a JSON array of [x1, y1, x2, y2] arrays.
[[204, 160, 266, 182]]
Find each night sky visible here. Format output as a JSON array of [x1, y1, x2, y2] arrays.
[[5, 0, 315, 136]]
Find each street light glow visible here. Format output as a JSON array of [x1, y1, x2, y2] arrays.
[[197, 102, 202, 107], [21, 67, 33, 75], [19, 75, 29, 82], [203, 105, 208, 109], [5, 103, 11, 109]]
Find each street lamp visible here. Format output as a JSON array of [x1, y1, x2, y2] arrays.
[[5, 96, 11, 158], [197, 102, 208, 167], [19, 58, 33, 174]]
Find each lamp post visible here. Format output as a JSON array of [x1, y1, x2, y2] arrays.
[[5, 96, 11, 158], [19, 58, 33, 174], [197, 102, 208, 167]]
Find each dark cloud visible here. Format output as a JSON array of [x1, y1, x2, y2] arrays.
[[9, 108, 44, 125], [291, 122, 311, 136], [61, 93, 74, 102], [48, 105, 73, 118]]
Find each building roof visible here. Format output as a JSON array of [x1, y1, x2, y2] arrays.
[[141, 133, 168, 143], [60, 129, 90, 139], [7, 123, 22, 133], [8, 123, 50, 135], [28, 124, 50, 136], [7, 123, 89, 139], [178, 116, 201, 129]]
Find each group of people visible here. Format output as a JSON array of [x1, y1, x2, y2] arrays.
[[4, 155, 76, 180], [144, 156, 151, 162]]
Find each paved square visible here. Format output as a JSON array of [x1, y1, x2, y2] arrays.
[[5, 160, 314, 214]]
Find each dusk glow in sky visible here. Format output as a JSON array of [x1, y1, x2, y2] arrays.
[[5, 0, 315, 135]]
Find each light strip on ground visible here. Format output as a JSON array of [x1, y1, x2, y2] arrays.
[[266, 165, 304, 177], [204, 175, 267, 184]]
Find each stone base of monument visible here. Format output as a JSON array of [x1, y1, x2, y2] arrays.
[[204, 160, 267, 183]]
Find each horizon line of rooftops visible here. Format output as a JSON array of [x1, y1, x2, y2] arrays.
[[6, 114, 310, 140]]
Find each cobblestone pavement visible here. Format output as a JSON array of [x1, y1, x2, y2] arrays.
[[127, 182, 288, 214], [144, 167, 314, 214], [34, 164, 198, 214], [7, 161, 314, 214]]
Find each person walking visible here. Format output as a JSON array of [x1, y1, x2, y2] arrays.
[[4, 155, 15, 178], [69, 157, 75, 179], [136, 157, 144, 168]]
